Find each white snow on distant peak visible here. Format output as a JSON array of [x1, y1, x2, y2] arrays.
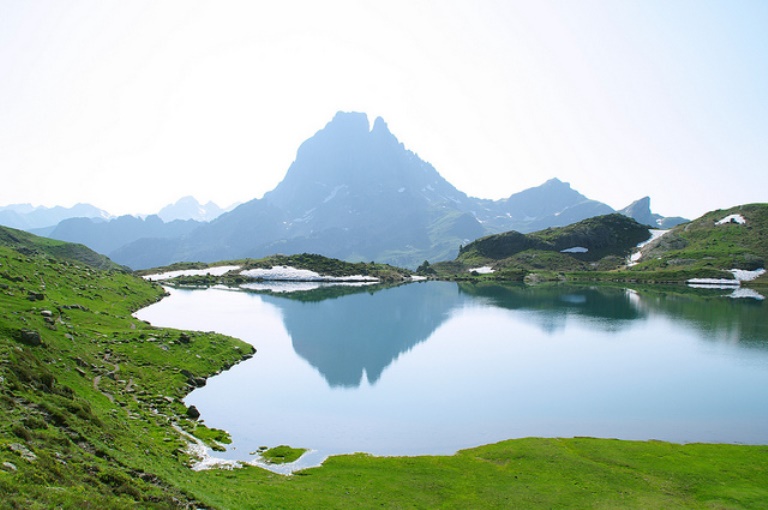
[[716, 214, 746, 225], [560, 247, 588, 253], [468, 266, 495, 274], [143, 265, 241, 281], [240, 265, 378, 282]]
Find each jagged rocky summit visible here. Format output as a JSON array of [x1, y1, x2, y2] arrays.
[[19, 111, 684, 269]]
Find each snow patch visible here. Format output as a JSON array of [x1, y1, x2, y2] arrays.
[[143, 265, 241, 281], [468, 266, 495, 274], [716, 214, 746, 225], [730, 268, 765, 281], [628, 229, 670, 266], [560, 247, 588, 253], [240, 266, 378, 282], [323, 185, 347, 203], [687, 268, 765, 288]]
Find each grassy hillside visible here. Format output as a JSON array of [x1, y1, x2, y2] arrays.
[[0, 236, 253, 508], [434, 205, 768, 285], [0, 225, 124, 271], [436, 214, 650, 276], [3, 229, 768, 508], [632, 203, 768, 276]]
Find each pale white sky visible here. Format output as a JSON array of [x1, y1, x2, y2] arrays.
[[1, 0, 766, 219]]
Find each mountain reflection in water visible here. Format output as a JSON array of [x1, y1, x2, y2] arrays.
[[134, 281, 768, 470]]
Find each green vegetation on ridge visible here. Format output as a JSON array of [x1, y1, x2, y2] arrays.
[[433, 205, 768, 285], [436, 213, 650, 276], [631, 203, 768, 275]]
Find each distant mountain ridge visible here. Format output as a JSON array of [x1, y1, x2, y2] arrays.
[[44, 215, 203, 257], [157, 196, 229, 222], [9, 112, 686, 269], [0, 197, 228, 233], [105, 112, 683, 269], [0, 203, 110, 231]]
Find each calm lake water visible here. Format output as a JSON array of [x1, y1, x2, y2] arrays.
[[134, 281, 768, 471]]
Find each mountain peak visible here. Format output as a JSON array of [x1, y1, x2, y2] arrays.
[[328, 111, 370, 133], [157, 196, 224, 222], [543, 177, 568, 187], [371, 116, 388, 133], [619, 196, 688, 229]]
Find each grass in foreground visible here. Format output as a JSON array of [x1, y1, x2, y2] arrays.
[[185, 438, 768, 509]]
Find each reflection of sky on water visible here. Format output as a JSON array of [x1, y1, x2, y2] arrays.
[[135, 282, 768, 472]]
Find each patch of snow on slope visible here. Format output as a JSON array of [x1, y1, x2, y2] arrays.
[[560, 247, 588, 253], [687, 268, 764, 287], [716, 214, 746, 225], [628, 229, 669, 266], [730, 268, 765, 281], [143, 265, 241, 281], [468, 266, 495, 274], [323, 185, 347, 204], [240, 266, 378, 282]]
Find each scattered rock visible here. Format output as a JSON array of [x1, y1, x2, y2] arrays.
[[9, 443, 37, 462], [186, 405, 201, 420], [2, 461, 17, 472], [62, 304, 88, 311], [190, 377, 206, 388], [40, 310, 53, 318], [17, 329, 42, 347], [178, 333, 191, 344]]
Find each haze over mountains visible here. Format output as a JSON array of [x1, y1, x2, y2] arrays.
[[1, 112, 685, 269]]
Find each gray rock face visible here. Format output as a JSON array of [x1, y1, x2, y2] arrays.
[[619, 196, 688, 228], [9, 443, 37, 462], [24, 112, 686, 270], [111, 113, 634, 269], [18, 329, 42, 347]]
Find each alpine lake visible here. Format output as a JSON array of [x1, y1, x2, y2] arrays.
[[134, 280, 768, 473]]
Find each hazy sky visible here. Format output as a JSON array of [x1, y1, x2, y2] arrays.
[[1, 1, 766, 219]]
